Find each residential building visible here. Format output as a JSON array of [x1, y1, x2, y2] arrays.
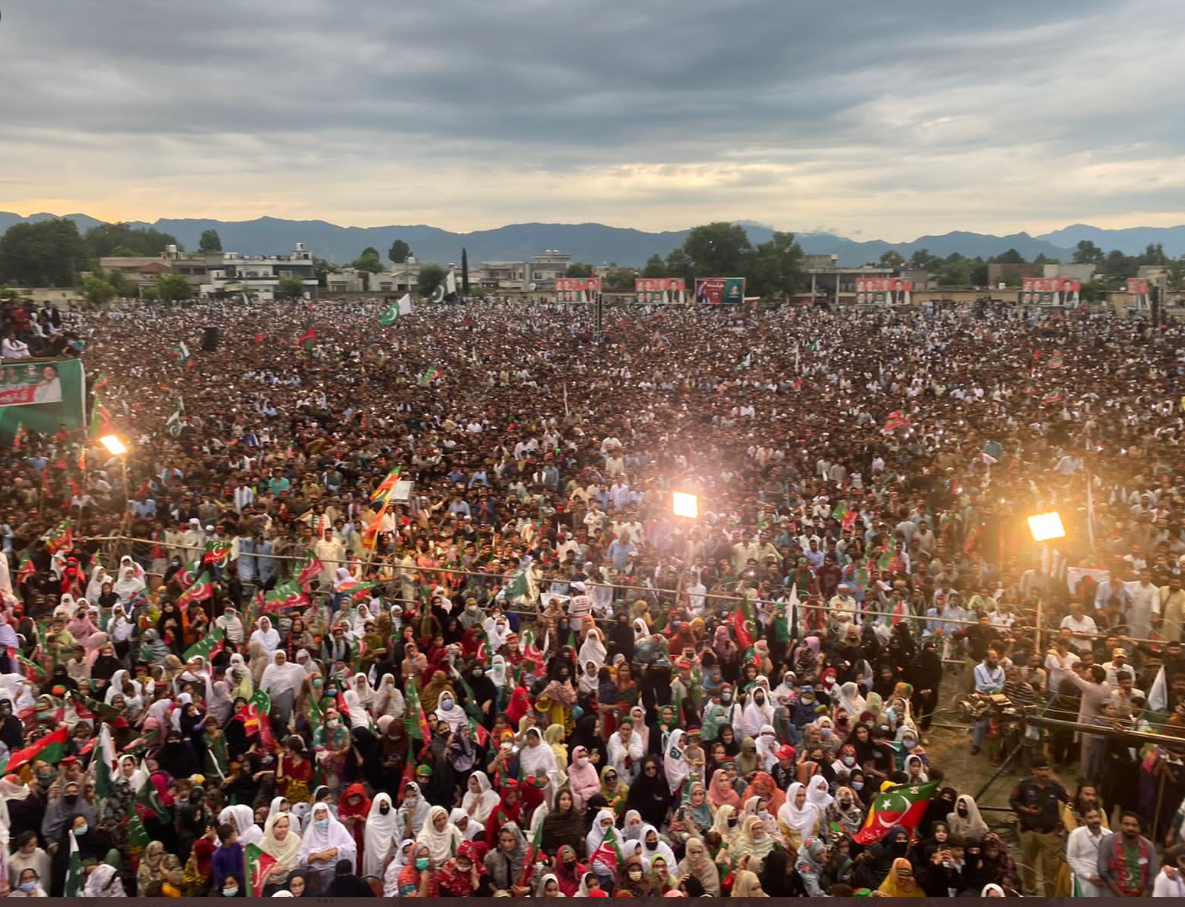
[[803, 254, 894, 304], [478, 251, 574, 290], [986, 262, 1042, 286], [200, 243, 319, 300], [1043, 263, 1097, 282]]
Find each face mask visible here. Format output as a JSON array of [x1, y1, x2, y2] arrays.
[[903, 740, 916, 750], [629, 870, 642, 881], [575, 756, 588, 766], [852, 781, 864, 791], [821, 728, 832, 738], [316, 818, 329, 829], [19, 882, 35, 892], [380, 805, 390, 815], [728, 817, 739, 828], [755, 696, 765, 705], [957, 806, 968, 817], [564, 859, 576, 869], [327, 719, 339, 728], [722, 693, 732, 703], [840, 799, 852, 808], [473, 670, 483, 678], [842, 756, 855, 766], [415, 857, 430, 871], [74, 824, 87, 835], [646, 840, 657, 851], [64, 795, 78, 806], [224, 888, 239, 897], [441, 699, 454, 710], [501, 742, 513, 751]]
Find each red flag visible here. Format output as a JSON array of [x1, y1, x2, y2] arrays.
[[0, 726, 68, 774], [853, 781, 940, 844], [254, 333, 266, 344], [732, 602, 756, 650]]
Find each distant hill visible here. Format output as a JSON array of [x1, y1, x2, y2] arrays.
[[17, 210, 1185, 266]]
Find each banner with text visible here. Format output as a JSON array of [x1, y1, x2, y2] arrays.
[[856, 278, 912, 305], [554, 277, 601, 303], [694, 277, 746, 305], [635, 277, 686, 305], [0, 358, 87, 444], [1127, 278, 1150, 310], [1022, 278, 1079, 306]]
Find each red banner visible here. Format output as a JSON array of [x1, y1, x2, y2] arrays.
[[1022, 277, 1079, 305], [635, 277, 686, 304], [856, 278, 912, 305], [555, 278, 601, 302]]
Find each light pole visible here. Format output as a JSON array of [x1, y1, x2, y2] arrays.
[[1026, 511, 1066, 650]]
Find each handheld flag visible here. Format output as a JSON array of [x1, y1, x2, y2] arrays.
[[65, 831, 82, 896], [244, 843, 277, 898], [296, 551, 324, 591], [263, 580, 311, 613], [183, 626, 225, 663], [853, 781, 940, 844], [0, 726, 68, 774]]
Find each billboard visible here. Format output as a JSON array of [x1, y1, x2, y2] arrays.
[[0, 358, 87, 443], [856, 278, 912, 305], [1022, 278, 1079, 306], [554, 277, 601, 302], [635, 277, 686, 305], [694, 277, 746, 305], [1127, 278, 1150, 310]]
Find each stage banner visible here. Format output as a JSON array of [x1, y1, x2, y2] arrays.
[[554, 277, 601, 303], [635, 277, 686, 304], [694, 277, 746, 305], [856, 278, 912, 305], [0, 358, 87, 443], [1127, 277, 1150, 310], [1022, 277, 1079, 306]]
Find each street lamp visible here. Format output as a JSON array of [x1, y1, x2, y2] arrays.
[[672, 492, 699, 520], [1026, 511, 1066, 542], [99, 434, 130, 508]]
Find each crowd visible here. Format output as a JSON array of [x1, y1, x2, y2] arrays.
[[0, 295, 1181, 895]]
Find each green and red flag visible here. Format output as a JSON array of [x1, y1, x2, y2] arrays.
[[263, 580, 310, 613], [296, 551, 323, 591], [176, 570, 216, 609], [13, 650, 46, 684], [853, 780, 940, 844], [335, 578, 377, 601], [232, 690, 276, 751], [0, 726, 68, 774], [519, 814, 546, 885], [15, 553, 35, 587], [370, 466, 403, 504], [882, 411, 911, 435], [362, 500, 390, 550], [1047, 351, 1065, 370], [1042, 388, 1065, 406], [203, 539, 233, 567], [244, 844, 277, 897], [591, 825, 626, 871], [403, 678, 432, 743], [183, 626, 225, 664], [732, 597, 756, 650], [298, 317, 316, 353], [44, 522, 73, 555], [171, 559, 199, 590], [127, 811, 152, 849], [419, 364, 441, 386], [134, 761, 173, 822]]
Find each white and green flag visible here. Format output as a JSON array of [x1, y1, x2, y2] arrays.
[[379, 294, 413, 326]]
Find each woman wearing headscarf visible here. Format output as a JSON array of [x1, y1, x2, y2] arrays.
[[416, 805, 463, 866], [639, 824, 677, 873], [519, 726, 559, 803], [250, 617, 281, 657], [947, 793, 988, 840], [397, 842, 440, 897], [741, 770, 786, 819], [735, 737, 760, 779], [82, 861, 125, 897], [826, 785, 865, 840], [484, 822, 529, 896], [794, 836, 830, 897], [438, 839, 490, 896], [298, 802, 356, 888], [978, 832, 1016, 884], [710, 803, 738, 847], [550, 843, 585, 896], [135, 840, 183, 898], [458, 770, 498, 827], [382, 840, 415, 897], [112, 558, 146, 603], [614, 854, 655, 897], [577, 627, 607, 670], [585, 808, 618, 888], [220, 804, 263, 848], [776, 782, 820, 851], [542, 789, 586, 857], [260, 650, 305, 727], [372, 674, 404, 721], [335, 784, 371, 869], [663, 728, 690, 797], [677, 836, 721, 896], [259, 812, 302, 892], [708, 766, 741, 811], [396, 781, 431, 840], [728, 815, 776, 870], [566, 746, 599, 812], [877, 857, 924, 897], [625, 755, 672, 828]]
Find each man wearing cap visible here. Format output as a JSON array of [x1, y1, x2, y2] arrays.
[[1009, 757, 1069, 896]]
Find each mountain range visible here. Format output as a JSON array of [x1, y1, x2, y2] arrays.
[[3, 210, 1184, 266]]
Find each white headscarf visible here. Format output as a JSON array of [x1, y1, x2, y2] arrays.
[[585, 808, 617, 864], [260, 651, 306, 699], [260, 811, 302, 870], [836, 681, 866, 718], [415, 805, 462, 864], [639, 823, 676, 873], [489, 655, 508, 689], [577, 628, 606, 671], [362, 793, 398, 877], [352, 603, 374, 636], [518, 727, 558, 795], [806, 774, 833, 810], [484, 616, 510, 652], [113, 557, 146, 602], [298, 802, 357, 870], [250, 617, 281, 656], [85, 564, 112, 603], [397, 782, 431, 838], [462, 771, 501, 824], [221, 804, 263, 847], [755, 724, 781, 772], [83, 862, 125, 897], [777, 782, 821, 839]]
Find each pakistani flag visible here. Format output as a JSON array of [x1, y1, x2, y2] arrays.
[[853, 780, 940, 844], [183, 626, 225, 663], [65, 831, 82, 896], [446, 268, 458, 300], [94, 723, 118, 798], [165, 406, 183, 438], [170, 341, 190, 363], [379, 294, 413, 325]]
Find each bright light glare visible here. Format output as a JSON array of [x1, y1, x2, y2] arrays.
[[672, 492, 699, 519], [1027, 511, 1066, 542], [99, 435, 127, 456]]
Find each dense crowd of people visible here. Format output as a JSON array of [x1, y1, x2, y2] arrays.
[[0, 295, 1182, 896]]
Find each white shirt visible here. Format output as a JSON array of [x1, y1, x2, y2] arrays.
[[1045, 650, 1080, 694], [1060, 614, 1098, 653], [1066, 825, 1107, 898]]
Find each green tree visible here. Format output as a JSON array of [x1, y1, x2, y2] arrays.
[[1072, 240, 1105, 265], [0, 219, 91, 287], [641, 254, 667, 278], [388, 240, 411, 264], [665, 247, 693, 284], [746, 231, 804, 298], [198, 229, 223, 253], [1137, 243, 1167, 266], [84, 222, 178, 258], [991, 248, 1026, 264], [313, 257, 338, 288], [602, 271, 636, 292], [100, 269, 136, 297], [565, 262, 594, 277], [156, 273, 194, 302], [1103, 249, 1137, 280], [416, 264, 447, 297], [680, 222, 751, 276], [81, 275, 117, 306], [879, 250, 906, 268], [969, 259, 989, 286], [908, 248, 943, 270], [461, 248, 470, 295], [276, 276, 307, 300], [353, 247, 384, 273]]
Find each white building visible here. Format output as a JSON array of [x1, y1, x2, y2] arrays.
[[200, 243, 319, 300]]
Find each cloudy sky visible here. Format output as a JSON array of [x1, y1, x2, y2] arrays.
[[5, 0, 1185, 240]]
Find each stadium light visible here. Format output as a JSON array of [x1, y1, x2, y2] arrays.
[[99, 435, 127, 456], [1027, 511, 1065, 542], [672, 492, 699, 519]]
